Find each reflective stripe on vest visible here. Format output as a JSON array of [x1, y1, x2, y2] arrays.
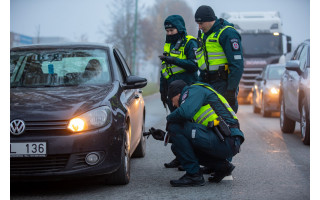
[[192, 83, 238, 120], [161, 35, 196, 79], [196, 25, 234, 71], [193, 104, 219, 126]]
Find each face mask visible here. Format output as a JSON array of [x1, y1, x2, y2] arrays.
[[166, 33, 180, 44]]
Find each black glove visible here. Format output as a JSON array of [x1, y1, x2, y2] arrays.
[[224, 90, 236, 106], [159, 56, 176, 64], [149, 127, 166, 141]]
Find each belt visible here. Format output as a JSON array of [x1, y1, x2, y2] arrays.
[[204, 70, 228, 81]]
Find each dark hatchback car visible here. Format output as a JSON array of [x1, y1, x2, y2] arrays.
[[10, 43, 147, 184], [279, 39, 310, 145], [252, 64, 285, 117]]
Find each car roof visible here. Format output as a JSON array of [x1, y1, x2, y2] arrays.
[[10, 42, 115, 51]]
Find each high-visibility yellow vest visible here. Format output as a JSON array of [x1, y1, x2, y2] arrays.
[[196, 26, 235, 72], [161, 35, 196, 79], [192, 83, 238, 127]]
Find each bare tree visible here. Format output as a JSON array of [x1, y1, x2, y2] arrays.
[[101, 0, 138, 70]]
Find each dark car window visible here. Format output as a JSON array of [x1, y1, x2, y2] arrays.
[[298, 45, 308, 70], [113, 49, 128, 81], [267, 67, 285, 80], [115, 49, 131, 76], [10, 49, 111, 87], [292, 44, 304, 60]]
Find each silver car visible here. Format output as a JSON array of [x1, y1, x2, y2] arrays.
[[252, 64, 285, 117]]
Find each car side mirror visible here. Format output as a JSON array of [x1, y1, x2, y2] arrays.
[[123, 75, 147, 89], [286, 60, 302, 75]]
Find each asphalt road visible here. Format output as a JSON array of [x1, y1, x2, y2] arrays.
[[10, 93, 310, 200]]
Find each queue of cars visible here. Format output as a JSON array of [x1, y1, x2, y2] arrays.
[[252, 39, 310, 145], [10, 43, 147, 184]]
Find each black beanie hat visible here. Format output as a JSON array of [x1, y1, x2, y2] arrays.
[[167, 80, 187, 100], [195, 5, 217, 22]]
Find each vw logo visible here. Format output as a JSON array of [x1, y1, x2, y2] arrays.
[[10, 119, 26, 135]]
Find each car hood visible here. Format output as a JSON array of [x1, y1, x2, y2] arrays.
[[10, 85, 114, 121]]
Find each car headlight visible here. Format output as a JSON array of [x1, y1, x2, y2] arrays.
[[269, 87, 279, 94], [68, 106, 112, 132]]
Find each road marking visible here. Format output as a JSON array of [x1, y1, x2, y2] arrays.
[[222, 175, 233, 181]]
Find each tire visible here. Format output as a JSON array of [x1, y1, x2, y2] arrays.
[[261, 96, 271, 117], [253, 105, 260, 114], [132, 116, 146, 158], [253, 92, 260, 113], [105, 123, 131, 185], [300, 98, 310, 145], [280, 97, 295, 133]]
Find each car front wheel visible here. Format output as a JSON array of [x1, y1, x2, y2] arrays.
[[280, 97, 295, 133], [300, 98, 310, 145], [105, 122, 131, 185], [261, 96, 271, 117]]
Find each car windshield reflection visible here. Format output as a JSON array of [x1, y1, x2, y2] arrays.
[[267, 67, 285, 80], [10, 49, 111, 87]]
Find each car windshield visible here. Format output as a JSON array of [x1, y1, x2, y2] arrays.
[[241, 33, 282, 57], [10, 48, 111, 87], [267, 67, 285, 80]]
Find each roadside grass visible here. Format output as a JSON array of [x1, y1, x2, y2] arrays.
[[141, 82, 159, 97]]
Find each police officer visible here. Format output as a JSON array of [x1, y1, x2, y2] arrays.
[[194, 5, 244, 113], [166, 80, 244, 187], [159, 15, 199, 169]]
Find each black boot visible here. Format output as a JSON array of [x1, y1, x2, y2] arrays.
[[200, 166, 233, 175], [200, 166, 215, 174], [208, 163, 235, 183], [177, 165, 185, 171], [164, 158, 180, 168], [170, 172, 205, 187]]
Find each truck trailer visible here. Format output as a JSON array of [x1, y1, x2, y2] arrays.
[[221, 11, 292, 103]]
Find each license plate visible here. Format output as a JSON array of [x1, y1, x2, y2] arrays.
[[10, 142, 47, 157]]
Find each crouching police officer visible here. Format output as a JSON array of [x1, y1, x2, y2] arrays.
[[165, 80, 244, 187], [159, 15, 199, 169], [194, 5, 244, 113]]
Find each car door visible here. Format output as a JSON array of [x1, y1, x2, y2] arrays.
[[282, 45, 302, 119], [113, 49, 142, 151], [286, 45, 307, 119]]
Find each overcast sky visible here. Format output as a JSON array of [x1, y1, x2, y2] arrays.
[[10, 0, 311, 46]]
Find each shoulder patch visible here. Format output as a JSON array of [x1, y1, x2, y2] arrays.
[[182, 90, 189, 101], [181, 90, 189, 105], [230, 38, 240, 51]]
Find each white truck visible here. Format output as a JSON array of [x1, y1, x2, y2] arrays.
[[221, 11, 292, 103]]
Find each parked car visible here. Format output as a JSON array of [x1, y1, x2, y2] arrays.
[[10, 43, 148, 184], [252, 64, 285, 117], [279, 39, 310, 145]]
